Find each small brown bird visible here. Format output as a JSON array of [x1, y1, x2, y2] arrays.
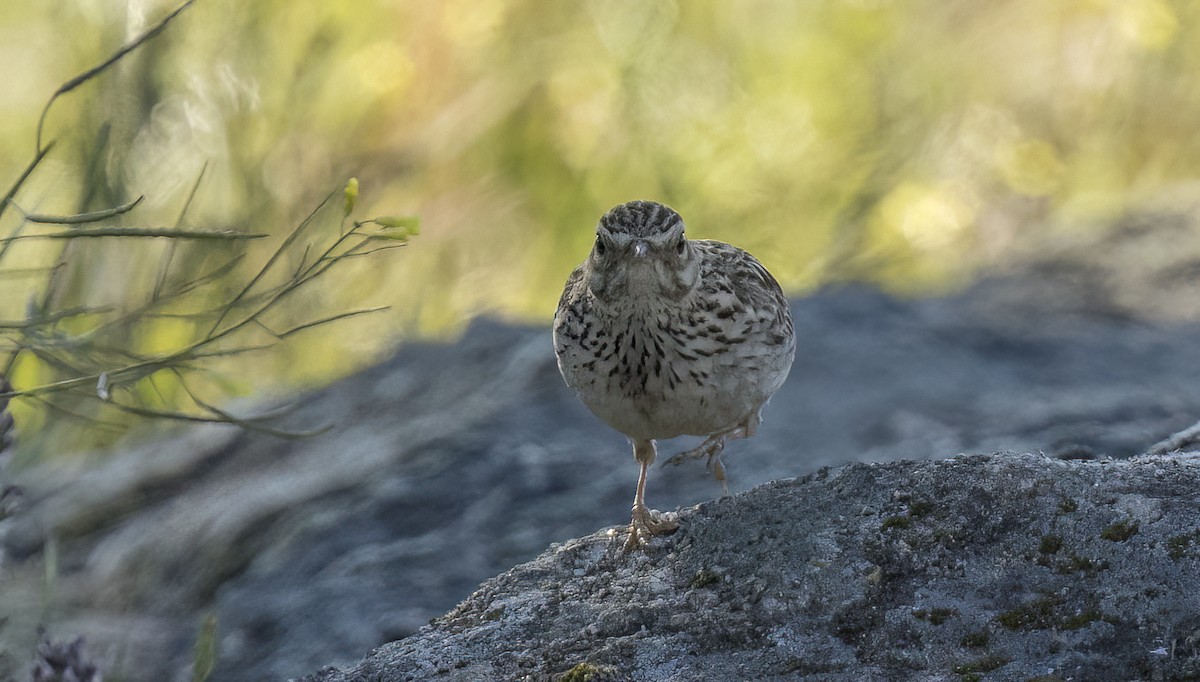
[[553, 201, 795, 549]]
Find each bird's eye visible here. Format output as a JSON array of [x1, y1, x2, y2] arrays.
[[675, 239, 686, 255], [594, 236, 607, 256]]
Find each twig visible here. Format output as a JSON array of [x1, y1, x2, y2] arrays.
[[0, 306, 111, 330], [107, 398, 330, 438], [333, 243, 410, 260], [273, 307, 390, 338], [207, 189, 336, 335], [0, 227, 266, 242], [36, 0, 198, 152], [154, 162, 209, 300], [0, 142, 55, 259], [0, 263, 67, 279], [23, 196, 145, 224], [27, 394, 126, 432]]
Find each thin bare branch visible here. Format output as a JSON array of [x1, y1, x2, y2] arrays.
[[207, 188, 337, 335], [27, 395, 127, 432], [333, 243, 409, 260], [23, 196, 145, 224], [36, 0, 198, 152], [154, 161, 209, 300], [189, 344, 276, 359], [0, 306, 111, 329], [0, 142, 55, 257], [82, 254, 248, 339], [1, 227, 266, 242], [0, 263, 67, 279], [107, 397, 330, 438], [185, 389, 332, 438], [276, 307, 389, 339], [161, 253, 246, 299]]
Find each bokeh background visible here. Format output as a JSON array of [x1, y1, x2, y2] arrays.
[[2, 0, 1199, 455], [5, 2, 1200, 680]]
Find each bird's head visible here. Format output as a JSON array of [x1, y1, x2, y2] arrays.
[[586, 200, 700, 302]]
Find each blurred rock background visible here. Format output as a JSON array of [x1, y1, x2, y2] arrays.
[[3, 0, 1199, 453], [2, 1, 1200, 680]]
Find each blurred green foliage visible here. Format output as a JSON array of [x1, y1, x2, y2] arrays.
[[2, 0, 1199, 453]]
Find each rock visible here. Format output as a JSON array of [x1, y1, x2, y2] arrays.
[[30, 633, 103, 682], [303, 453, 1200, 682], [3, 282, 1200, 681]]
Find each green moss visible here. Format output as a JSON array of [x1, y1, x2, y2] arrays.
[[996, 594, 1109, 631], [1058, 498, 1078, 513], [1054, 554, 1107, 575], [1061, 609, 1103, 630], [561, 663, 608, 682], [913, 607, 957, 625], [1167, 530, 1200, 560], [1038, 534, 1062, 554], [689, 568, 721, 588], [1101, 519, 1139, 542], [953, 653, 1009, 674], [960, 629, 989, 648], [909, 499, 936, 518], [881, 515, 913, 531], [959, 674, 982, 682], [996, 594, 1061, 630]]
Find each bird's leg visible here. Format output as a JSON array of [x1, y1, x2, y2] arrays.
[[624, 438, 679, 551], [662, 411, 762, 495]]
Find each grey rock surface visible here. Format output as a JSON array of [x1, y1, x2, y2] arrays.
[[2, 277, 1200, 681], [306, 453, 1200, 682]]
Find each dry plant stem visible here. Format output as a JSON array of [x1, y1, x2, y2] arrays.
[[0, 264, 66, 279], [0, 223, 382, 401], [0, 307, 111, 330], [207, 189, 336, 335], [154, 163, 209, 301], [0, 143, 55, 257], [29, 394, 126, 432], [0, 1, 410, 439], [268, 307, 390, 339], [0, 197, 399, 437], [0, 228, 266, 243], [0, 0, 195, 375], [22, 196, 144, 224], [82, 256, 247, 340], [35, 0, 198, 153]]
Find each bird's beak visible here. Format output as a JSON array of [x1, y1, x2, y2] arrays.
[[632, 241, 649, 258]]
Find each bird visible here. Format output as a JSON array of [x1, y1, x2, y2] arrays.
[[553, 200, 795, 550]]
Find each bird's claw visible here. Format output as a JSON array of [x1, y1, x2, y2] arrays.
[[624, 504, 679, 551], [663, 437, 723, 467], [662, 438, 731, 495]]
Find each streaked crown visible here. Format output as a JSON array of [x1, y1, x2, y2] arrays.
[[598, 201, 684, 238]]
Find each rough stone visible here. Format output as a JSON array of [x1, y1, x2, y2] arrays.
[[2, 277, 1200, 681], [304, 453, 1200, 682]]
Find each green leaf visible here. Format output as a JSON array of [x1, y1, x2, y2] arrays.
[[372, 215, 420, 232], [343, 177, 359, 216], [369, 230, 414, 241], [192, 611, 218, 682]]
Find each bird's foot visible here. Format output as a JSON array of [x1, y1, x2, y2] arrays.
[[662, 434, 732, 494], [663, 433, 725, 467], [623, 503, 679, 551]]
